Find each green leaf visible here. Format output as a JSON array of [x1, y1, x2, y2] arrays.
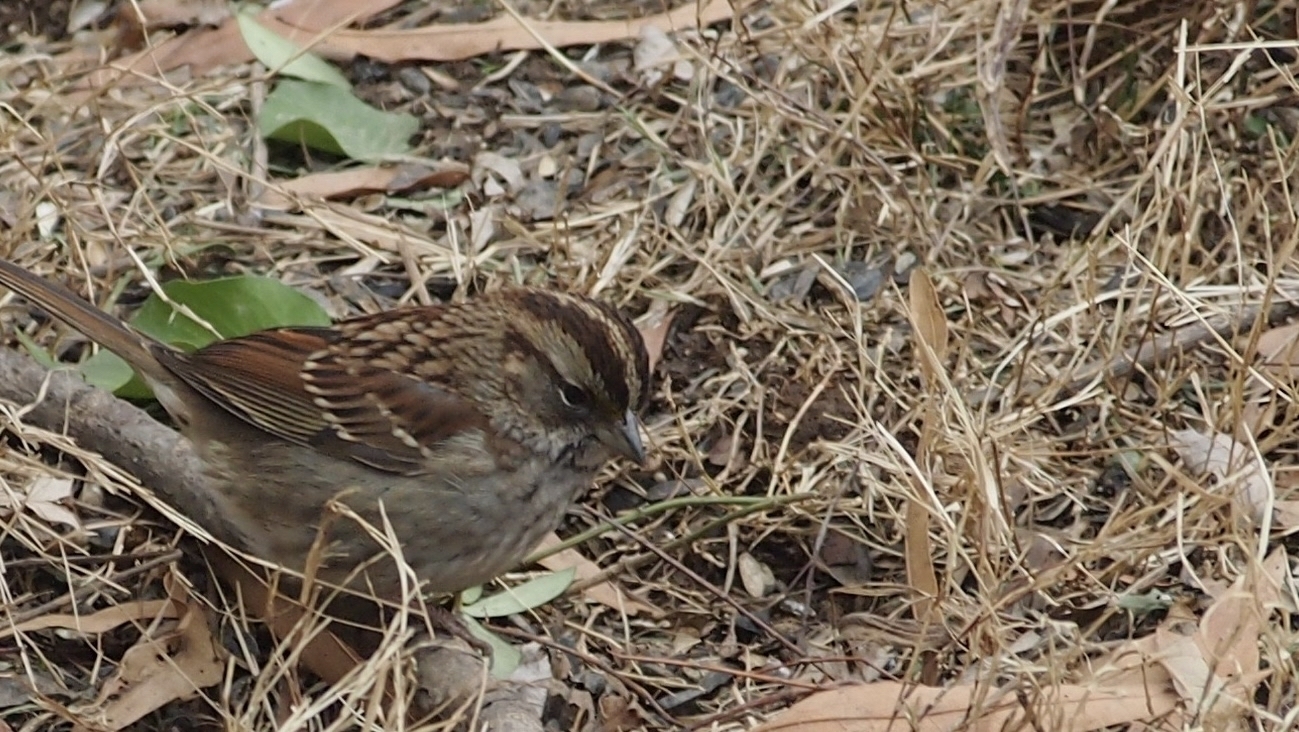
[[1243, 114, 1269, 139], [14, 324, 148, 396], [14, 275, 329, 398], [79, 352, 153, 398], [460, 568, 576, 619], [260, 79, 419, 162], [461, 615, 522, 679], [1117, 590, 1173, 615], [13, 330, 58, 369], [235, 11, 351, 89], [130, 276, 332, 349], [72, 276, 330, 398], [459, 585, 483, 606]]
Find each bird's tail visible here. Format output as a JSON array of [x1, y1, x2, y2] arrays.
[[0, 258, 169, 383]]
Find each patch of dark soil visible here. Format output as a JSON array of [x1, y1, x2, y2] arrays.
[[0, 0, 72, 44]]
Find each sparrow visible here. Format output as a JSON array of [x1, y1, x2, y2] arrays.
[[0, 259, 651, 602]]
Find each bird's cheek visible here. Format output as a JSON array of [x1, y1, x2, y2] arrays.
[[567, 437, 616, 470]]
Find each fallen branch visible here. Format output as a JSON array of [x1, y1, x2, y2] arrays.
[[1022, 298, 1299, 404]]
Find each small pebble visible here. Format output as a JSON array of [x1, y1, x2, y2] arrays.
[[510, 179, 561, 222], [397, 67, 431, 96], [554, 85, 604, 112], [508, 78, 545, 113], [768, 265, 817, 302], [836, 261, 883, 301], [714, 80, 747, 108], [893, 251, 918, 281]]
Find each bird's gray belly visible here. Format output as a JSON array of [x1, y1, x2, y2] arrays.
[[201, 438, 590, 598]]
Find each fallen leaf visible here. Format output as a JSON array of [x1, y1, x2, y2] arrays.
[[260, 80, 419, 162], [461, 568, 576, 619], [1273, 500, 1299, 533], [78, 0, 401, 92], [636, 301, 675, 373], [0, 476, 82, 530], [132, 0, 230, 29], [533, 534, 661, 618], [90, 574, 226, 729], [754, 677, 1183, 732], [904, 271, 945, 626], [474, 151, 526, 193], [78, 0, 734, 95], [258, 162, 471, 209], [236, 11, 351, 88], [1153, 627, 1215, 709], [818, 532, 874, 587], [908, 268, 948, 386], [34, 202, 60, 240], [633, 25, 681, 86], [1191, 550, 1282, 707], [4, 600, 177, 638], [1254, 321, 1299, 380], [258, 0, 738, 64], [1170, 428, 1271, 524], [737, 553, 775, 599], [203, 552, 363, 687], [68, 0, 111, 33], [707, 431, 736, 467]]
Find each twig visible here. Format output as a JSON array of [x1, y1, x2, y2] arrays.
[[1, 550, 183, 633], [1024, 299, 1299, 402]]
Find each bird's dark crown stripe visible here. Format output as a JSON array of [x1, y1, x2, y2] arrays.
[[514, 291, 638, 409]]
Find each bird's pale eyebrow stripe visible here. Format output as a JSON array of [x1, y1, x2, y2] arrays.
[[514, 291, 640, 408]]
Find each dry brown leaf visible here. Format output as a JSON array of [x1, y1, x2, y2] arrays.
[[1148, 622, 1260, 729], [0, 475, 82, 530], [636, 302, 676, 373], [258, 162, 471, 210], [1016, 528, 1069, 573], [753, 677, 1183, 732], [263, 0, 738, 64], [1192, 548, 1284, 694], [1261, 547, 1293, 609], [80, 0, 401, 90], [1153, 627, 1214, 710], [1254, 320, 1299, 380], [6, 600, 177, 637], [1170, 428, 1271, 524], [1197, 589, 1263, 682], [1240, 399, 1274, 440], [1273, 501, 1299, 533], [534, 533, 661, 618], [87, 574, 225, 730], [707, 430, 736, 467], [904, 269, 944, 623], [737, 552, 775, 599], [132, 0, 231, 29], [908, 269, 949, 387], [81, 0, 733, 94], [1088, 570, 1279, 731]]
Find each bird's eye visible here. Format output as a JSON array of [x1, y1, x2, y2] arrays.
[[558, 382, 591, 410]]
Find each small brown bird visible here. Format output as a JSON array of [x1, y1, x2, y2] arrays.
[[0, 259, 650, 601]]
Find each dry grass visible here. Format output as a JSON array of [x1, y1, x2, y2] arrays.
[[2, 0, 1299, 729]]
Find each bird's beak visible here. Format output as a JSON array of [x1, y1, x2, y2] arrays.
[[598, 410, 646, 464]]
